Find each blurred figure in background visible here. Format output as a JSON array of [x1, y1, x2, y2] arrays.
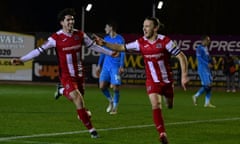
[[96, 21, 125, 115], [192, 35, 216, 108], [222, 52, 236, 92]]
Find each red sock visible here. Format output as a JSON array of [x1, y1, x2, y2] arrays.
[[77, 108, 93, 130], [153, 108, 166, 134]]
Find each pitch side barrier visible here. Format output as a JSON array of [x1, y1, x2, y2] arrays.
[[1, 32, 239, 87]]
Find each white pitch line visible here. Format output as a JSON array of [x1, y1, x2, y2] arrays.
[[0, 117, 239, 142]]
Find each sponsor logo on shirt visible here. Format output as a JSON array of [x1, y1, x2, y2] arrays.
[[156, 43, 162, 49], [144, 44, 150, 48], [62, 38, 67, 42]]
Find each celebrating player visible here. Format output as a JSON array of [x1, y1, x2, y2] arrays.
[[94, 17, 189, 144], [11, 8, 117, 138]]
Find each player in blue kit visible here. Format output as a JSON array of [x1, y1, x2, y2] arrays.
[[96, 21, 125, 114], [192, 35, 216, 108]]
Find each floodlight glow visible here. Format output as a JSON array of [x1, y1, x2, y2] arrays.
[[86, 4, 92, 11], [157, 1, 163, 9]]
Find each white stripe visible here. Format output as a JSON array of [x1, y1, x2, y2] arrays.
[[66, 54, 75, 77], [0, 117, 239, 142], [158, 60, 170, 83], [148, 61, 160, 82]]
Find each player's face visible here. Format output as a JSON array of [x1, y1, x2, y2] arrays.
[[205, 36, 211, 46], [61, 15, 75, 33], [203, 36, 211, 46], [143, 20, 155, 39], [104, 24, 112, 34]]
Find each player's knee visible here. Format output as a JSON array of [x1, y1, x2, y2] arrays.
[[113, 86, 120, 91], [204, 85, 212, 92]]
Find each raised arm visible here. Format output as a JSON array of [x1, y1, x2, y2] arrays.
[[94, 34, 126, 52], [11, 38, 55, 65], [84, 33, 116, 56]]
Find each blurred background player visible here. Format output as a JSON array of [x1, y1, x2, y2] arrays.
[[192, 35, 216, 108], [221, 52, 236, 92], [96, 21, 125, 115]]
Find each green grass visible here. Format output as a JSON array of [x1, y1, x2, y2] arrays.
[[0, 83, 239, 144]]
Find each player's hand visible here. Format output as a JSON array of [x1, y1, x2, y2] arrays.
[[11, 58, 23, 65], [111, 51, 119, 57], [95, 66, 101, 78], [181, 74, 189, 91], [92, 34, 106, 46], [119, 67, 124, 74], [208, 63, 213, 69]]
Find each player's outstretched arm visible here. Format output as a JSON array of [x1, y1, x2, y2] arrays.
[[93, 34, 125, 52]]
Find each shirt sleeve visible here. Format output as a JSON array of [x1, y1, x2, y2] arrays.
[[165, 40, 180, 56], [125, 40, 140, 51], [20, 37, 55, 62], [83, 33, 113, 55]]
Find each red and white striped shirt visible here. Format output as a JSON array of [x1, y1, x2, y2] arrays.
[[20, 29, 113, 79], [125, 34, 180, 84]]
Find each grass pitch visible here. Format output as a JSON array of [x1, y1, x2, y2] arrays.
[[0, 83, 239, 144]]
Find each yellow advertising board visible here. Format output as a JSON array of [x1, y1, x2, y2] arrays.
[[0, 31, 34, 81]]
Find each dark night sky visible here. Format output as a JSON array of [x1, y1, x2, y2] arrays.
[[0, 0, 239, 35]]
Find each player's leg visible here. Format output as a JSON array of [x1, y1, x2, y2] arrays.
[[110, 85, 120, 114], [203, 85, 215, 108], [192, 72, 206, 105], [203, 83, 216, 108], [71, 90, 99, 138], [147, 83, 168, 144], [64, 78, 99, 138], [99, 69, 113, 112], [149, 93, 168, 144], [203, 74, 216, 108], [110, 70, 121, 114], [192, 86, 205, 105], [54, 83, 64, 100], [162, 83, 174, 109]]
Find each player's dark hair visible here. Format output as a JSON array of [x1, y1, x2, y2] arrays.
[[106, 20, 118, 31], [201, 35, 210, 41], [145, 17, 164, 29], [57, 8, 76, 22]]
